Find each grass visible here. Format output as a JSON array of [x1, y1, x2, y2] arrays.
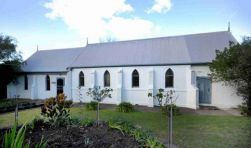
[[0, 106, 250, 147]]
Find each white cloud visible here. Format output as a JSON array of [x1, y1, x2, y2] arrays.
[[147, 0, 172, 14], [44, 0, 161, 43]]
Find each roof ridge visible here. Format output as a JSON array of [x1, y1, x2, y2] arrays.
[[89, 31, 229, 46], [37, 46, 86, 52]]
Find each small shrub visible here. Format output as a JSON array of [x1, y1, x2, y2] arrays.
[[161, 104, 181, 116], [41, 94, 73, 127], [80, 119, 94, 126], [64, 100, 73, 108], [28, 117, 46, 130], [116, 102, 134, 113], [238, 102, 250, 116], [70, 117, 82, 125], [85, 101, 98, 111]]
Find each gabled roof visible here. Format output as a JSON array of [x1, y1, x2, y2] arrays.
[[70, 31, 236, 68], [22, 47, 83, 72], [22, 31, 237, 72]]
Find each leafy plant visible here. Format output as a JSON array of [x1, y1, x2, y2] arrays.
[[148, 89, 165, 106], [34, 136, 46, 148], [3, 123, 28, 148], [85, 101, 98, 110], [86, 86, 113, 125], [116, 102, 134, 113], [80, 118, 94, 126], [70, 117, 94, 126], [28, 117, 47, 130], [41, 94, 73, 127], [108, 120, 164, 147]]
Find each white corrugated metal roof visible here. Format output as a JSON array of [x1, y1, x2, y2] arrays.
[[22, 31, 237, 72]]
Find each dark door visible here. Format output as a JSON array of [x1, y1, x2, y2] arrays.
[[0, 84, 7, 99], [57, 78, 64, 95], [196, 77, 211, 104]]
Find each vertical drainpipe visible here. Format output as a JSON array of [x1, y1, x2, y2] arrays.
[[148, 68, 154, 107], [67, 67, 73, 101], [117, 69, 123, 104]]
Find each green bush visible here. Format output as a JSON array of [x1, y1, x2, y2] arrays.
[[238, 102, 250, 116], [116, 102, 134, 113], [64, 100, 73, 108], [161, 104, 181, 116], [28, 117, 46, 130], [41, 94, 72, 127], [85, 101, 98, 110]]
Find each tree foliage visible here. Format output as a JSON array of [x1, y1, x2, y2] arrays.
[[209, 38, 251, 116], [86, 86, 113, 124], [0, 34, 23, 95], [148, 89, 176, 107]]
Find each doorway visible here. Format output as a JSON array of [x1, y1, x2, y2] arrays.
[[196, 77, 212, 104], [57, 78, 64, 95]]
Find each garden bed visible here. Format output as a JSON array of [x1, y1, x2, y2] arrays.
[[25, 122, 141, 148]]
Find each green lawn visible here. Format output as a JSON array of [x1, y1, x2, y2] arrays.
[[0, 107, 250, 148]]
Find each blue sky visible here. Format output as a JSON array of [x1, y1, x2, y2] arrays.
[[1, 0, 250, 59]]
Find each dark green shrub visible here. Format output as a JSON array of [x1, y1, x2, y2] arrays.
[[161, 104, 181, 116], [238, 102, 250, 116], [41, 94, 72, 127], [116, 102, 134, 113], [65, 100, 73, 108], [85, 101, 98, 110]]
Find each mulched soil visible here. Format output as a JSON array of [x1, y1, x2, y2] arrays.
[[25, 122, 141, 148]]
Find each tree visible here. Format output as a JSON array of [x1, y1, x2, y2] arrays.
[[0, 34, 23, 98], [86, 86, 113, 125], [209, 38, 251, 116], [148, 89, 177, 147]]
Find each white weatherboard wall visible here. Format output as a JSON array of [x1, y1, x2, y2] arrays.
[[191, 66, 242, 108], [71, 65, 198, 109], [7, 73, 68, 99]]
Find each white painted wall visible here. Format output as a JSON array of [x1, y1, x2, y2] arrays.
[[7, 73, 68, 99], [71, 65, 197, 109], [191, 66, 242, 108], [7, 65, 241, 109]]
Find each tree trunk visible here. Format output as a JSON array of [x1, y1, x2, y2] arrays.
[[97, 102, 100, 125]]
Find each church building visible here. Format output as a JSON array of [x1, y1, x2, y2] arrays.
[[7, 31, 242, 109]]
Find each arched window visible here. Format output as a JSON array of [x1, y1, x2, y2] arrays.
[[46, 75, 50, 91], [79, 71, 85, 87], [104, 70, 110, 87], [24, 75, 28, 90], [132, 69, 139, 87], [165, 68, 174, 87]]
